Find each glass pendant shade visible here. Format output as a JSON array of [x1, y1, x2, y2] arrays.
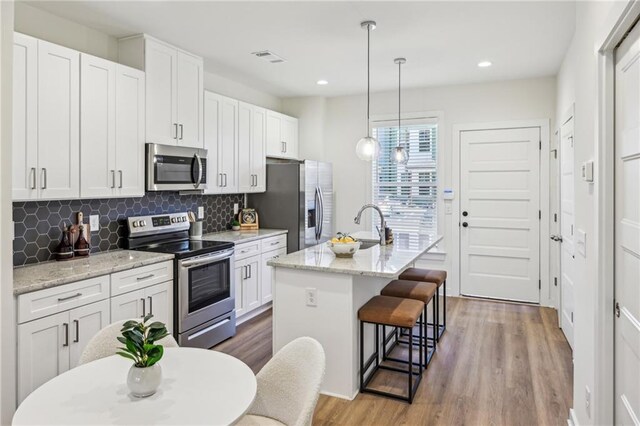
[[393, 145, 409, 164], [393, 57, 408, 165], [356, 136, 381, 161]]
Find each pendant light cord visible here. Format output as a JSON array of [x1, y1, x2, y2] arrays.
[[398, 60, 401, 147], [366, 24, 371, 138]]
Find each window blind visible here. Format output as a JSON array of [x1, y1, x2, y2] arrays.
[[372, 120, 438, 237]]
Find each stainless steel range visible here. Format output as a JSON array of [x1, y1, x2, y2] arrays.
[[125, 212, 236, 349]]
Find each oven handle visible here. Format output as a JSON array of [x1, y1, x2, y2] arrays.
[[180, 249, 234, 268], [193, 154, 203, 189]]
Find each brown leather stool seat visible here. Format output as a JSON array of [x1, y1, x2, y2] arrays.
[[358, 295, 425, 403], [381, 279, 437, 302], [399, 268, 446, 286]]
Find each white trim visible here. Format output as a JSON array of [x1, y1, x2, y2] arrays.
[[452, 119, 551, 305], [568, 408, 580, 426], [236, 304, 272, 326]]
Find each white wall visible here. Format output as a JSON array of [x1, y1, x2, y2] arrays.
[[14, 2, 282, 111], [1, 1, 16, 422], [281, 96, 326, 160], [285, 76, 557, 296], [555, 2, 618, 425]]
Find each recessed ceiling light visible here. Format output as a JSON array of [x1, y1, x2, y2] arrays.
[[316, 80, 329, 85], [478, 61, 492, 68]]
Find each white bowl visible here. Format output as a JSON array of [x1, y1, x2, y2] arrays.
[[327, 240, 361, 258]]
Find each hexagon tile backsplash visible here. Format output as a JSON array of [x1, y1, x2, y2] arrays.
[[13, 193, 244, 267]]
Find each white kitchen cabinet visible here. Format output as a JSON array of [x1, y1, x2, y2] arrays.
[[261, 247, 287, 305], [234, 265, 245, 318], [80, 54, 145, 199], [17, 300, 110, 403], [204, 91, 238, 194], [265, 111, 298, 160], [119, 35, 203, 148], [238, 102, 266, 193], [110, 282, 171, 332], [235, 256, 261, 317], [111, 288, 146, 322]]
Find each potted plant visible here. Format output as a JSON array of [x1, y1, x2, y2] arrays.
[[232, 219, 241, 231], [117, 314, 169, 398]]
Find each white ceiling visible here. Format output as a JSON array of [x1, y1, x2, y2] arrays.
[[26, 1, 576, 98]]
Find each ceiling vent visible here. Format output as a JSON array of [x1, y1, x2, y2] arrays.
[[251, 50, 286, 64]]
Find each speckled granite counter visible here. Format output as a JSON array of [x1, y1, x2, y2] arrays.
[[13, 250, 174, 296], [201, 229, 287, 244]]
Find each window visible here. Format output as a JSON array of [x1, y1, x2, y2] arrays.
[[372, 119, 438, 240]]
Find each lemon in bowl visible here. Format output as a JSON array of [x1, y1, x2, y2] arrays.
[[327, 234, 361, 258]]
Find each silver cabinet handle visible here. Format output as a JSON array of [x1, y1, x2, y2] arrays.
[[30, 167, 36, 190], [62, 323, 69, 347], [119, 170, 123, 188], [270, 241, 279, 246], [179, 124, 184, 140], [284, 141, 287, 153], [148, 296, 153, 316], [141, 298, 146, 318], [41, 168, 47, 190], [281, 141, 285, 153], [136, 274, 154, 281], [111, 170, 116, 188], [219, 173, 223, 187], [174, 123, 178, 140], [248, 264, 252, 279], [223, 173, 228, 187], [58, 293, 82, 302], [73, 319, 79, 343]]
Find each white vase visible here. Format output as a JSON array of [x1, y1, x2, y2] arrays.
[[127, 364, 162, 398], [232, 226, 241, 231]]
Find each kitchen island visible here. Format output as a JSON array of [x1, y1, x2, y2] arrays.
[[268, 232, 442, 400]]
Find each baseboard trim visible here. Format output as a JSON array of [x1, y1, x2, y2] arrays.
[[320, 389, 359, 401], [568, 408, 579, 426], [236, 303, 272, 326]]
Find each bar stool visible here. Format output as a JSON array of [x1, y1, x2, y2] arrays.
[[399, 268, 447, 340], [358, 295, 424, 403], [380, 279, 438, 367]]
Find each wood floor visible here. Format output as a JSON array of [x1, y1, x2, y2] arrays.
[[214, 297, 573, 426]]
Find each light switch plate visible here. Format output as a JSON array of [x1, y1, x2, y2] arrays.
[[581, 160, 594, 182], [576, 229, 586, 257], [234, 203, 239, 215], [89, 215, 99, 233]]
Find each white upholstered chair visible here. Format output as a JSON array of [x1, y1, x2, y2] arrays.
[[78, 320, 179, 365], [237, 337, 326, 426]]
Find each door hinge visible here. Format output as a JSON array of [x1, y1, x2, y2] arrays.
[[554, 277, 558, 287], [615, 300, 620, 318]]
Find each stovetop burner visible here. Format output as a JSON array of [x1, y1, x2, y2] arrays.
[[133, 239, 234, 259]]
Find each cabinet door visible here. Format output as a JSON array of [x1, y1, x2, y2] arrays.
[[261, 248, 286, 305], [204, 91, 222, 194], [12, 33, 38, 201], [37, 40, 80, 199], [17, 311, 70, 403], [238, 101, 253, 193], [219, 96, 239, 193], [80, 53, 116, 198], [265, 110, 282, 157], [251, 106, 267, 192], [234, 264, 245, 317], [145, 39, 177, 145], [243, 257, 261, 314], [282, 115, 299, 160], [110, 288, 146, 323], [176, 51, 203, 148], [69, 299, 110, 368], [145, 282, 172, 333], [115, 64, 145, 197]]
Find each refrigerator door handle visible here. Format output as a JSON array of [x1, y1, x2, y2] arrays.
[[314, 187, 321, 241], [317, 186, 325, 241]]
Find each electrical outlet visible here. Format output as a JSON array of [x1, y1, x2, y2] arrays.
[[89, 215, 99, 233], [197, 206, 204, 219], [234, 203, 239, 215], [305, 288, 318, 307], [585, 386, 591, 417]]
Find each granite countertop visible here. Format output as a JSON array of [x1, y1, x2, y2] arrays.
[[201, 229, 288, 244], [268, 233, 443, 278], [13, 250, 175, 296]]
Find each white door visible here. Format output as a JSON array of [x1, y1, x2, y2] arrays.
[[238, 101, 253, 193], [12, 32, 38, 201], [145, 282, 171, 332], [145, 39, 177, 145], [176, 51, 203, 148], [252, 106, 267, 192], [37, 40, 80, 199], [115, 64, 145, 197], [111, 289, 146, 322], [266, 110, 282, 157], [460, 127, 541, 302], [219, 96, 239, 193], [17, 311, 70, 403], [560, 116, 575, 348], [261, 248, 286, 304], [80, 53, 116, 199], [68, 299, 110, 368], [614, 28, 640, 425]]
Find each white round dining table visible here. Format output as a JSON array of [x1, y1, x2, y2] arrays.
[[13, 348, 257, 426]]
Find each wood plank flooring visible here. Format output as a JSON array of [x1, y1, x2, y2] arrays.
[[213, 297, 573, 425]]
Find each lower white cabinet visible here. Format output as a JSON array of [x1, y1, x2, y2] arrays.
[[234, 255, 261, 318], [111, 282, 171, 332], [261, 247, 287, 304], [17, 299, 110, 403]]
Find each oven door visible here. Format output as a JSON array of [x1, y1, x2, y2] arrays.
[[146, 143, 208, 191], [177, 248, 235, 333]]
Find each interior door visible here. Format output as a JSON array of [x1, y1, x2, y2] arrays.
[[176, 51, 203, 148], [559, 116, 575, 348], [460, 127, 541, 302], [614, 26, 640, 425]]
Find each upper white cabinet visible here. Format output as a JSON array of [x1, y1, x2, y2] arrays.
[[80, 53, 145, 198], [119, 35, 204, 148], [266, 111, 298, 160], [238, 102, 266, 193], [204, 91, 238, 194], [13, 33, 80, 201]]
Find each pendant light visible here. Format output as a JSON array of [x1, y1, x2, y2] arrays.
[[393, 57, 409, 165], [355, 21, 381, 161]]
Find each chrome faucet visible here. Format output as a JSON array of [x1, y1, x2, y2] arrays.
[[354, 204, 387, 246]]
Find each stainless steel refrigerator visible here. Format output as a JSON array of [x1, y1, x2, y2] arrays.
[[248, 160, 333, 253]]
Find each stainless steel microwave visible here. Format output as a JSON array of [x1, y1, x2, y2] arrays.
[[146, 143, 208, 192]]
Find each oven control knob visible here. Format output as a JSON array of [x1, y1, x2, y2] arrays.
[[132, 221, 138, 228], [140, 220, 146, 227], [171, 218, 177, 223], [181, 217, 186, 222]]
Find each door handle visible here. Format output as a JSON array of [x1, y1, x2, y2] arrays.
[[73, 319, 79, 343], [224, 173, 228, 187], [148, 296, 153, 316], [111, 170, 116, 188], [281, 141, 285, 153], [179, 124, 184, 140], [119, 170, 123, 188], [41, 168, 47, 190], [248, 264, 252, 279], [462, 211, 468, 217], [174, 123, 178, 140], [193, 154, 203, 189], [551, 235, 564, 242], [141, 298, 146, 318], [462, 222, 468, 228], [62, 323, 69, 347], [31, 167, 37, 190], [284, 142, 287, 153]]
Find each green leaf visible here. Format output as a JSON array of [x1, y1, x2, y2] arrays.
[[146, 345, 164, 367], [143, 313, 154, 323], [116, 336, 127, 345], [116, 351, 137, 362], [121, 320, 139, 330]]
